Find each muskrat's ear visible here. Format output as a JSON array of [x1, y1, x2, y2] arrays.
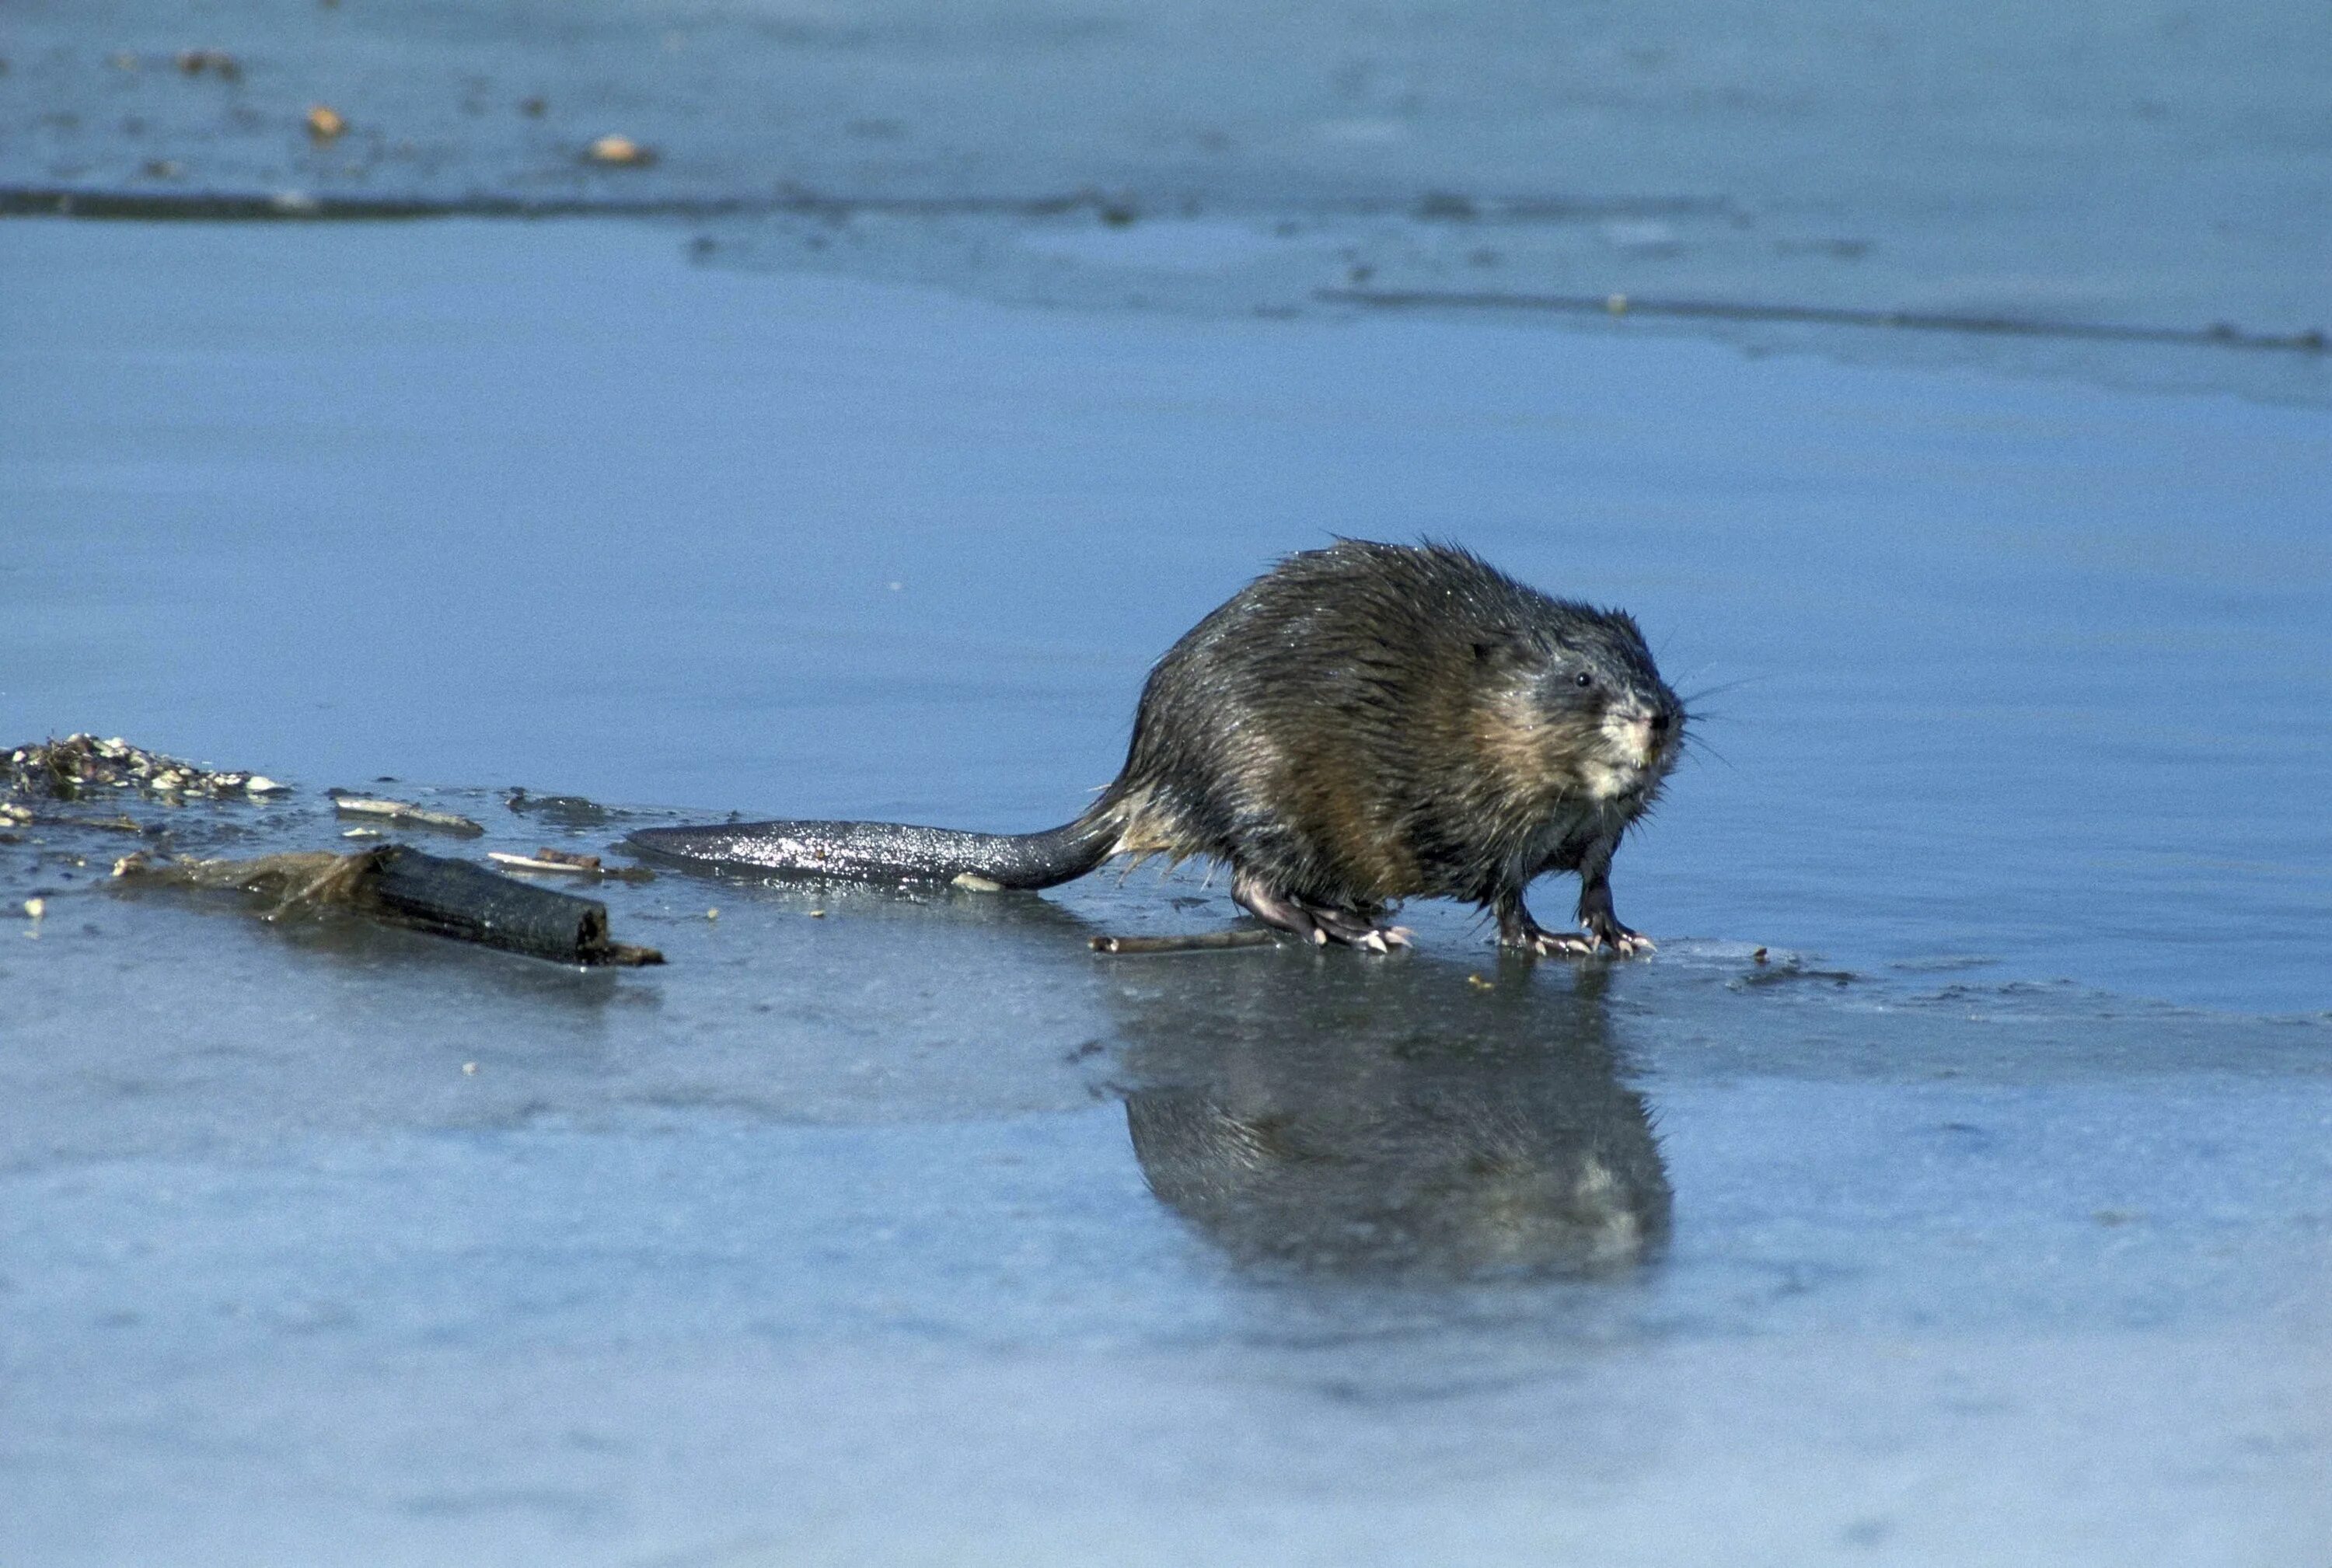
[[1471, 632, 1531, 669]]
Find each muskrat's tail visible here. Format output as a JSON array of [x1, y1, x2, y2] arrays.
[[624, 802, 1122, 891]]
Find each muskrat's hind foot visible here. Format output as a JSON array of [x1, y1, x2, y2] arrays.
[[1311, 904, 1414, 955], [1232, 868, 1412, 955]]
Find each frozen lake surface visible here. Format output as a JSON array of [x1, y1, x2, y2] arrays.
[[4, 215, 2327, 1568], [4, 1, 2330, 1558]]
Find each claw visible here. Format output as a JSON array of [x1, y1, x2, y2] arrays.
[[1585, 920, 1655, 957], [1499, 913, 1603, 958]]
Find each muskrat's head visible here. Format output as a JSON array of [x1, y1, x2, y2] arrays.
[[1474, 605, 1684, 807]]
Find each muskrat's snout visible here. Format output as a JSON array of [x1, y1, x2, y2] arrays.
[[1583, 680, 1684, 801], [1646, 687, 1685, 750], [1601, 705, 1670, 763]]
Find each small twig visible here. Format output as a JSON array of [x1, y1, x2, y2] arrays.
[[489, 848, 655, 882], [490, 850, 595, 875], [37, 812, 147, 834], [1090, 928, 1280, 955], [328, 792, 485, 836]]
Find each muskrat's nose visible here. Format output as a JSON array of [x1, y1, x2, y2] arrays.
[[1649, 711, 1671, 735]]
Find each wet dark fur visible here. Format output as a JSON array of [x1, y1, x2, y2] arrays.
[[630, 540, 1684, 953]]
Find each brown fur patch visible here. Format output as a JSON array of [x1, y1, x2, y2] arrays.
[[1470, 688, 1590, 814], [1290, 763, 1422, 897]]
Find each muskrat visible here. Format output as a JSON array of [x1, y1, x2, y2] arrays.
[[630, 540, 1685, 955]]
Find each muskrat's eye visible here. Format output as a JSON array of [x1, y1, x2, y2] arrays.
[[1573, 672, 1594, 689]]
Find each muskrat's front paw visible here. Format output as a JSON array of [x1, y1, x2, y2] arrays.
[[1504, 926, 1597, 958], [1586, 917, 1656, 956]]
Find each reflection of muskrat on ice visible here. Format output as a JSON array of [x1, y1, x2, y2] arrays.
[[1112, 957, 1669, 1278], [630, 540, 1686, 957]]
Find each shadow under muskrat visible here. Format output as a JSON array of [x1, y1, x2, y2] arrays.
[[1108, 953, 1670, 1281]]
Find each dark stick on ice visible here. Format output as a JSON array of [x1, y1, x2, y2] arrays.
[[115, 845, 663, 966], [365, 847, 656, 963]]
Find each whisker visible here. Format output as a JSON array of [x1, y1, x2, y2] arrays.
[[1678, 732, 1740, 773], [1677, 675, 1768, 708]]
